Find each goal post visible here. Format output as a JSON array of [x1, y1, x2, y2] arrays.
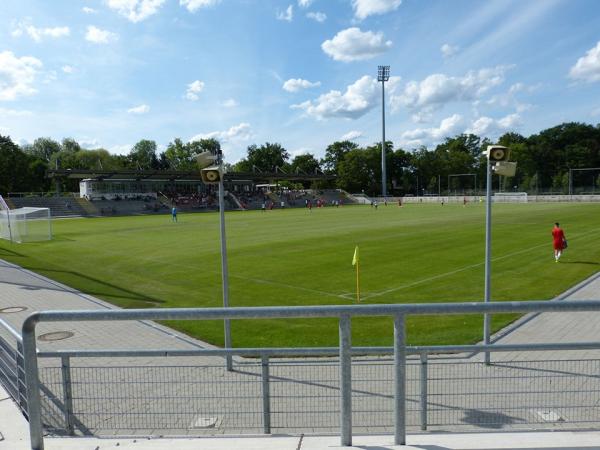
[[493, 192, 528, 203], [0, 196, 52, 243]]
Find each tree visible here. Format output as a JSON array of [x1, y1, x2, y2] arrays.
[[336, 146, 381, 195], [164, 138, 196, 170], [321, 141, 358, 173], [25, 137, 61, 162], [189, 138, 221, 155], [129, 140, 158, 170], [236, 142, 289, 173], [0, 135, 31, 194], [61, 137, 82, 154], [290, 153, 321, 174]]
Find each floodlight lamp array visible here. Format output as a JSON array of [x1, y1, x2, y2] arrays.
[[377, 65, 390, 82]]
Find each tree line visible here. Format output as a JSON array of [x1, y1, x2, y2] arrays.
[[1, 121, 600, 196]]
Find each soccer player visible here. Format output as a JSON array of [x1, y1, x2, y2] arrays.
[[171, 206, 177, 222], [552, 222, 567, 262]]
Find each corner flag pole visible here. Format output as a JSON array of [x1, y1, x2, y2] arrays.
[[352, 245, 360, 302]]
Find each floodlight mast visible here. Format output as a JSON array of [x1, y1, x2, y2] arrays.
[[378, 65, 390, 198]]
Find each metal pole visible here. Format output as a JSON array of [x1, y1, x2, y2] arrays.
[[261, 355, 271, 434], [569, 169, 572, 197], [6, 207, 13, 243], [60, 356, 74, 435], [22, 320, 44, 450], [381, 78, 387, 198], [419, 352, 428, 430], [394, 314, 406, 445], [218, 161, 233, 372], [484, 159, 492, 365], [339, 315, 352, 446]]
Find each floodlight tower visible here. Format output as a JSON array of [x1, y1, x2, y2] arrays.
[[378, 65, 390, 198]]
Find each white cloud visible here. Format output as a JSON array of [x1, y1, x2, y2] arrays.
[[306, 11, 326, 22], [180, 0, 221, 13], [127, 104, 150, 114], [400, 114, 464, 147], [466, 113, 522, 135], [441, 43, 459, 58], [82, 6, 97, 14], [298, 0, 314, 7], [291, 74, 400, 120], [277, 5, 294, 22], [108, 144, 132, 155], [486, 82, 538, 113], [569, 41, 600, 83], [106, 0, 166, 23], [322, 27, 392, 62], [341, 130, 363, 141], [62, 65, 74, 74], [189, 122, 253, 143], [85, 26, 118, 44], [185, 80, 205, 101], [0, 51, 43, 101], [394, 66, 509, 113], [11, 21, 70, 42], [80, 138, 100, 149], [283, 78, 321, 92], [0, 107, 33, 117], [352, 0, 402, 20], [221, 98, 238, 108]]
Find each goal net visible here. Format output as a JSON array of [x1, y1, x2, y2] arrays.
[[0, 196, 52, 243], [493, 192, 528, 203]]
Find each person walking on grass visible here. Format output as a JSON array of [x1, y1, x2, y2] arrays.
[[171, 206, 177, 222], [552, 222, 567, 262]]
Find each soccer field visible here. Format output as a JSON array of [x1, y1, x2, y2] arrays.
[[1, 202, 600, 348]]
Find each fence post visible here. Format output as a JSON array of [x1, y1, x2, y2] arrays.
[[339, 315, 352, 447], [394, 314, 406, 445], [22, 316, 44, 450], [419, 352, 428, 430], [60, 356, 74, 435], [261, 355, 271, 434]]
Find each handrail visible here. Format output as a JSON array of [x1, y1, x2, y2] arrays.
[[21, 299, 600, 450]]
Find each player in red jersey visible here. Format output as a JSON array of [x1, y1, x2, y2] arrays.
[[552, 222, 567, 262]]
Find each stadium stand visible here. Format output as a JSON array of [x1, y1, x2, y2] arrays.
[[8, 195, 89, 218]]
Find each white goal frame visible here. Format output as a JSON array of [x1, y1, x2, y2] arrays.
[[0, 196, 52, 243], [493, 192, 528, 203]]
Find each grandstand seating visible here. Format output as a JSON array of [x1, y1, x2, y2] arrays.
[[8, 196, 88, 217]]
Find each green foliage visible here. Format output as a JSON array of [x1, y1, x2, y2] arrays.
[[129, 140, 158, 170], [0, 135, 31, 194], [1, 203, 599, 347], [290, 153, 320, 174], [235, 142, 289, 172]]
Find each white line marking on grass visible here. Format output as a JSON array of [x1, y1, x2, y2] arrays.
[[363, 229, 600, 301], [228, 273, 350, 300]]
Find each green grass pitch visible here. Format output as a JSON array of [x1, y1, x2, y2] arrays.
[[1, 202, 599, 348]]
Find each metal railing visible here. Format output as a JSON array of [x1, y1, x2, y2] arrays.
[[20, 300, 600, 449], [0, 318, 27, 414]]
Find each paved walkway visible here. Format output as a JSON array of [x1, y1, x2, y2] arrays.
[[2, 258, 600, 447]]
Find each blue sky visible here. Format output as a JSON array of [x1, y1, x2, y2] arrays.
[[1, 0, 600, 162]]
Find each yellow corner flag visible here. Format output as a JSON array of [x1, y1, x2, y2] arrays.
[[352, 245, 360, 302]]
